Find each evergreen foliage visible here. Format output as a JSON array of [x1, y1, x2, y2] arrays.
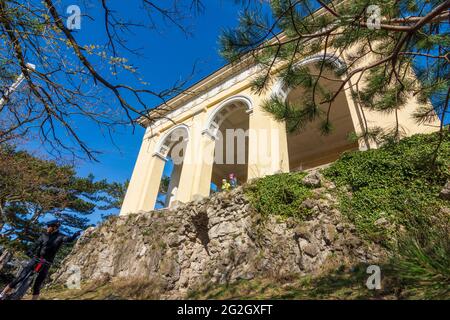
[[220, 0, 449, 145], [0, 145, 125, 252]]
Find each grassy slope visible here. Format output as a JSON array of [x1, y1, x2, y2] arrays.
[[188, 264, 397, 300], [41, 278, 163, 300]]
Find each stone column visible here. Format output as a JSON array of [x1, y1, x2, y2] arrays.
[[137, 154, 166, 211], [174, 112, 205, 204], [342, 80, 378, 151], [271, 117, 290, 173], [247, 94, 289, 180], [165, 163, 182, 207], [120, 131, 166, 215], [190, 133, 216, 200]]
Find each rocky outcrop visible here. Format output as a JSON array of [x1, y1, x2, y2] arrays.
[[301, 171, 323, 188], [52, 184, 385, 299]]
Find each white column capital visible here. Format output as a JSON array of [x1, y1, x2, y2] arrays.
[[201, 129, 217, 141], [152, 152, 168, 162]]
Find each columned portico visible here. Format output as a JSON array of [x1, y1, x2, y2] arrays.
[[120, 49, 439, 215]]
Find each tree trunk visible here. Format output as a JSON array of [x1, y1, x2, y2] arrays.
[[0, 249, 12, 272]]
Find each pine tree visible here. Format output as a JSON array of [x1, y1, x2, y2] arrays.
[[220, 0, 449, 150], [0, 145, 124, 252]]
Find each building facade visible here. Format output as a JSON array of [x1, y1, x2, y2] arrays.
[[120, 45, 439, 215]]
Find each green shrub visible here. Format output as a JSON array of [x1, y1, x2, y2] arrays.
[[244, 172, 312, 219], [324, 131, 450, 246]]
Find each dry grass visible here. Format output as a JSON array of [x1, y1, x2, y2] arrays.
[[187, 264, 397, 300], [40, 276, 165, 300]]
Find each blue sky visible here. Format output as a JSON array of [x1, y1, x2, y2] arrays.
[[69, 0, 249, 182]]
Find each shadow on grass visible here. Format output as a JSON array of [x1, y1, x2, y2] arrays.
[[187, 263, 399, 300]]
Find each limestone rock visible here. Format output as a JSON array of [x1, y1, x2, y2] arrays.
[[302, 171, 322, 188], [374, 217, 389, 227], [51, 185, 385, 299], [336, 223, 345, 233], [294, 225, 312, 241], [323, 224, 336, 244], [303, 243, 319, 257], [300, 199, 317, 209]]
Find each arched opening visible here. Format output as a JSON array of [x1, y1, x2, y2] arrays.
[[276, 58, 358, 171], [206, 97, 251, 192], [154, 125, 189, 209]]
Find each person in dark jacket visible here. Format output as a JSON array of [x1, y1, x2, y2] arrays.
[[0, 220, 81, 300]]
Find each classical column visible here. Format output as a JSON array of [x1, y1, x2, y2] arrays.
[[174, 109, 220, 203], [247, 95, 289, 180], [120, 132, 166, 215], [190, 133, 216, 200], [270, 117, 289, 174], [342, 80, 378, 151], [173, 113, 205, 204], [137, 154, 166, 211], [165, 163, 182, 207]]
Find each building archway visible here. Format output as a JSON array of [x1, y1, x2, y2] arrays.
[[154, 124, 189, 208], [273, 54, 358, 171], [204, 96, 252, 191]]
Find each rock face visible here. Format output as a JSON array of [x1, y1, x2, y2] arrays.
[[302, 171, 323, 188], [52, 186, 385, 299]]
